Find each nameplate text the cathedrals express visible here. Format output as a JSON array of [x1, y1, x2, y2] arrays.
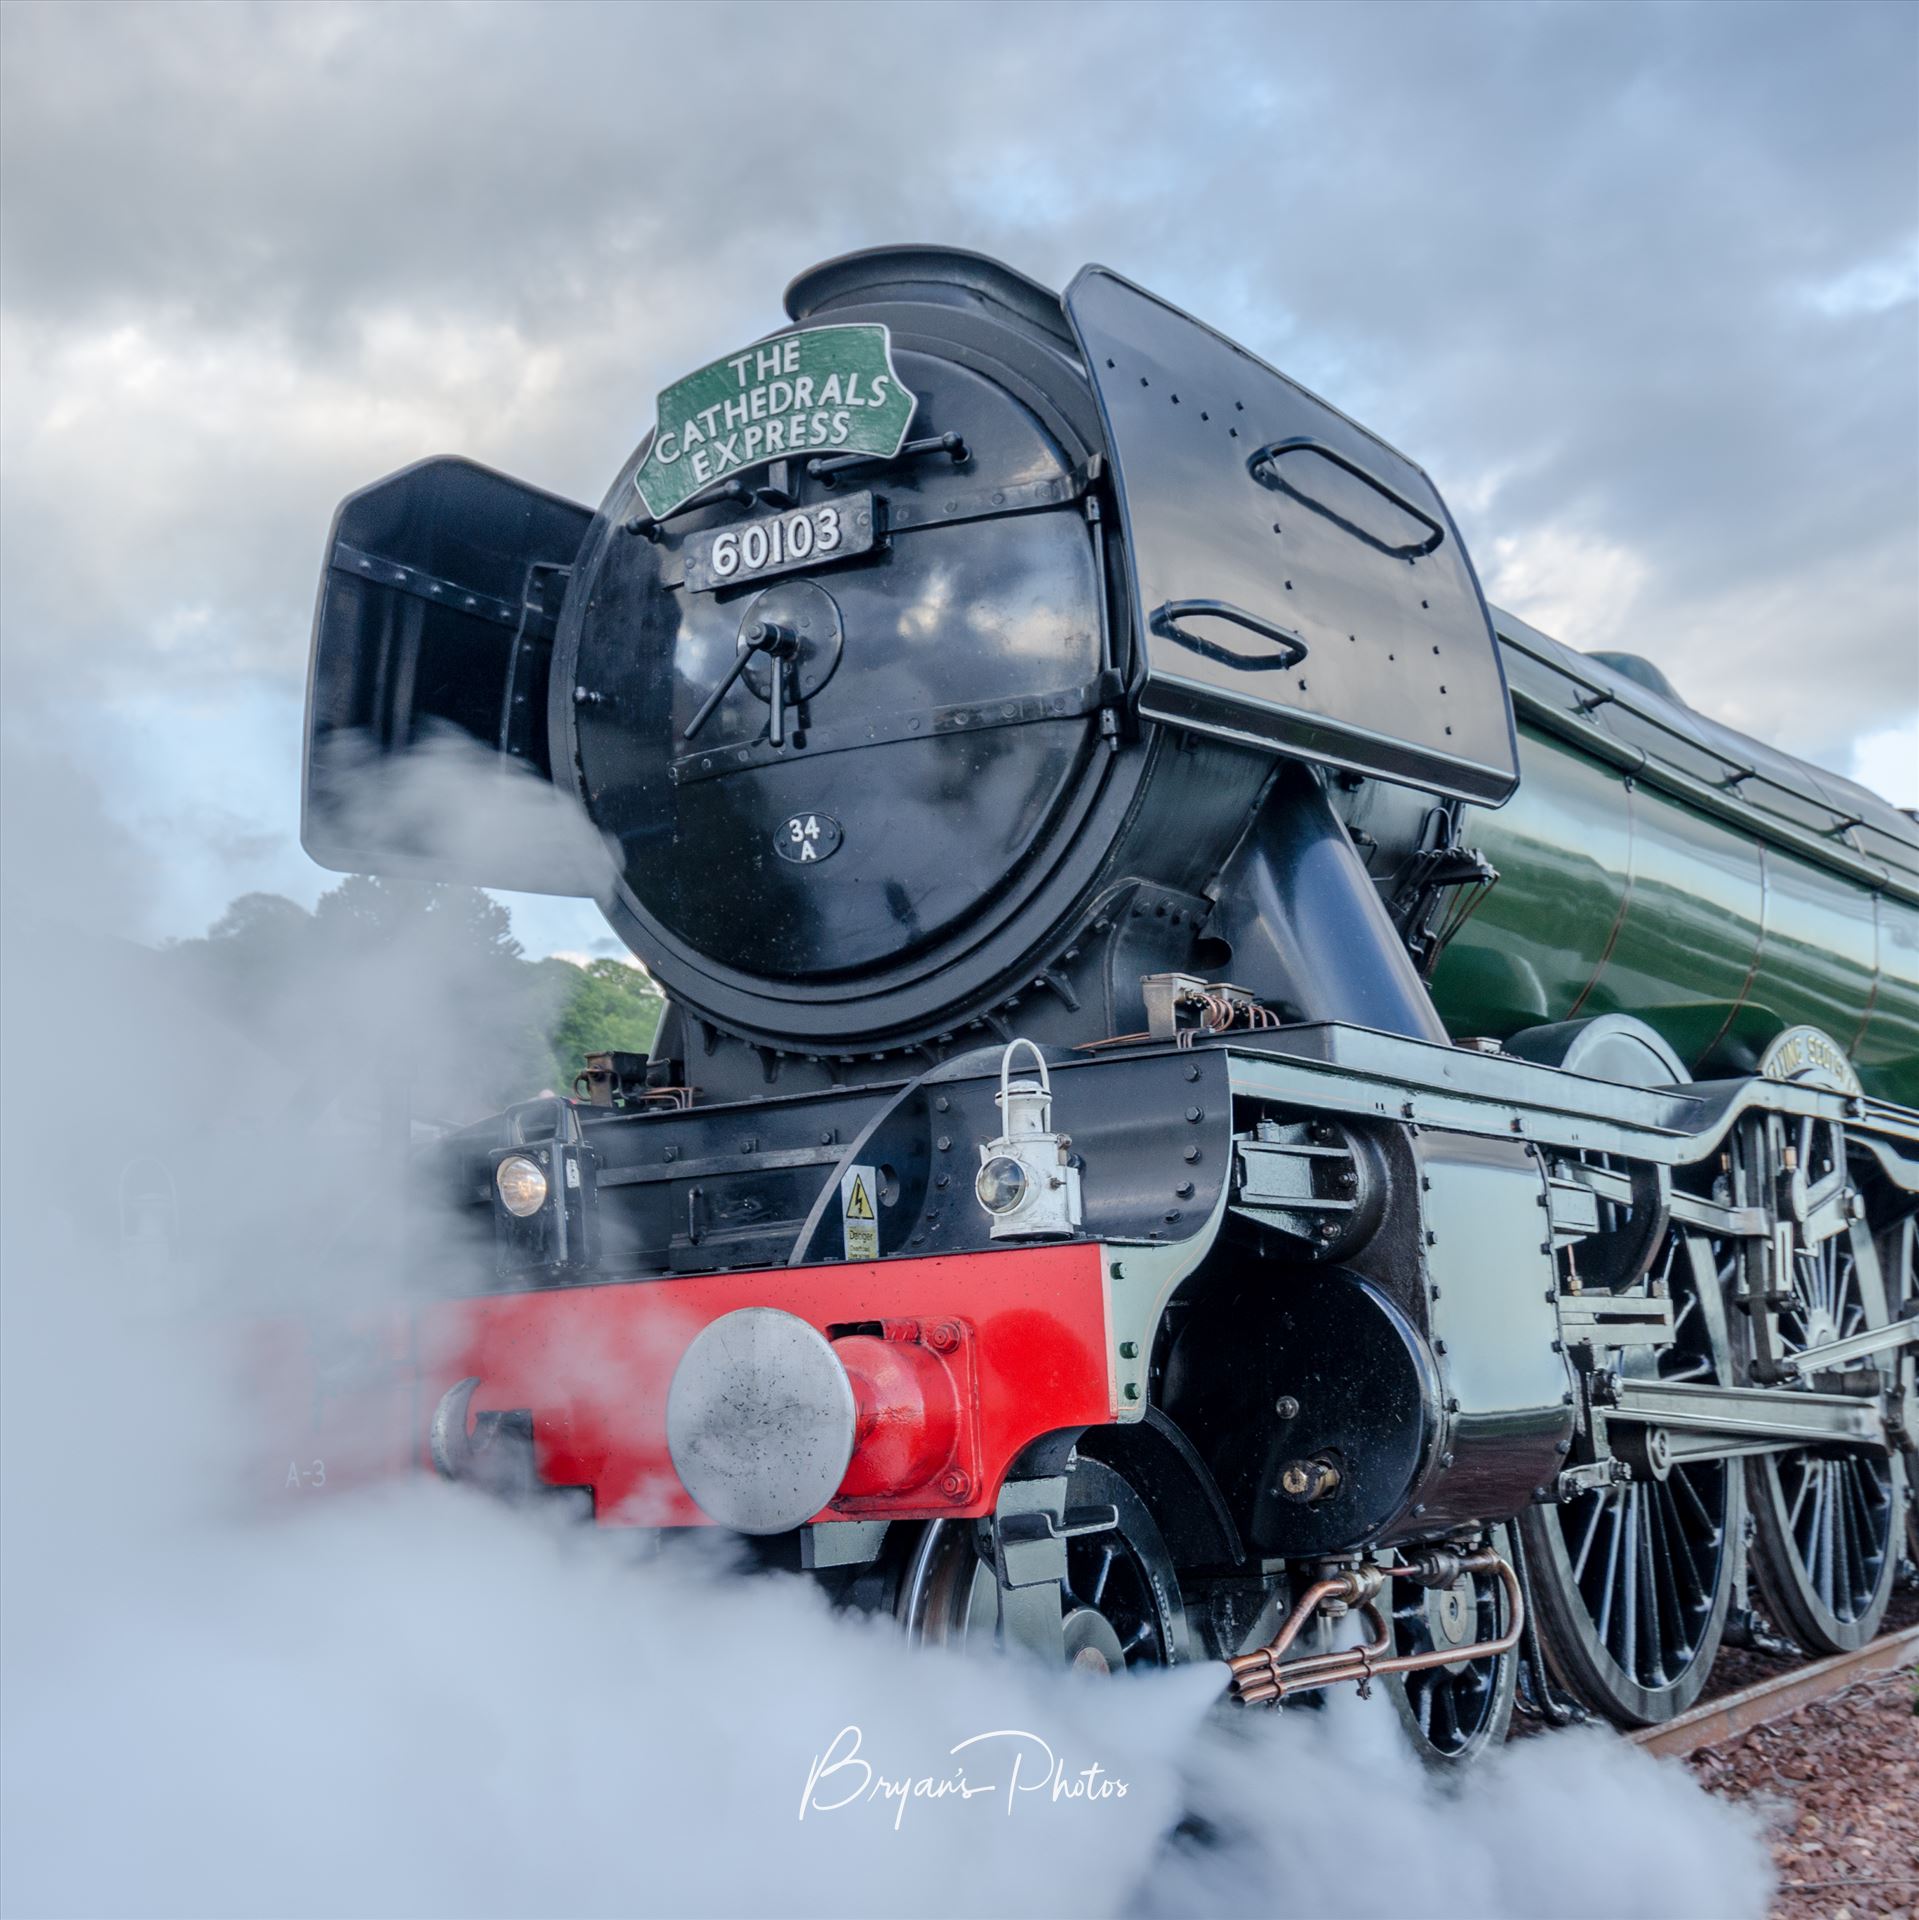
[[633, 324, 916, 519]]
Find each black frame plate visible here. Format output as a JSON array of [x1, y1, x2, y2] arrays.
[[1065, 267, 1518, 804]]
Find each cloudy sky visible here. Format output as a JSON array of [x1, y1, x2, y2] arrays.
[[3, 0, 1914, 959]]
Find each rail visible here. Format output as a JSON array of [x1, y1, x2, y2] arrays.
[[1625, 1625, 1919, 1760]]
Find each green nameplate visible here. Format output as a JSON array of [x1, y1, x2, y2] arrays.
[[634, 324, 915, 520]]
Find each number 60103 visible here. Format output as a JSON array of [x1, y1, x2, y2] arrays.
[[709, 505, 844, 581]]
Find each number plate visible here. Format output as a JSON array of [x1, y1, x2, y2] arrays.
[[683, 493, 877, 593]]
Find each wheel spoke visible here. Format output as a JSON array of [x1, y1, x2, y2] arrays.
[[1786, 1458, 1815, 1534], [1835, 1462, 1863, 1617], [1617, 1488, 1641, 1676], [1795, 1457, 1820, 1564], [1655, 1482, 1706, 1614], [1812, 1463, 1835, 1608], [1669, 1462, 1717, 1541], [1088, 1540, 1117, 1610], [1647, 1487, 1686, 1677], [1570, 1491, 1609, 1583], [1595, 1490, 1626, 1644]]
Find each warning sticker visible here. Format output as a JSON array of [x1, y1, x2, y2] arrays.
[[841, 1163, 879, 1262]]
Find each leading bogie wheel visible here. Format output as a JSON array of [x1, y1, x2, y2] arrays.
[[897, 1454, 1192, 1671], [1383, 1523, 1518, 1766]]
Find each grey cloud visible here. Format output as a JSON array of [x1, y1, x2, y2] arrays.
[[1, 0, 1913, 939]]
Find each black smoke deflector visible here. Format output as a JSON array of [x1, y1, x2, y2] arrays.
[[1065, 266, 1519, 806], [303, 456, 600, 893]]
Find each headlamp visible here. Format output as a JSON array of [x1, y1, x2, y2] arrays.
[[975, 1154, 1030, 1216], [495, 1152, 550, 1218]]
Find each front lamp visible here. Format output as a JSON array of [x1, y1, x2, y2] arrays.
[[975, 1154, 1030, 1216], [495, 1152, 550, 1218]]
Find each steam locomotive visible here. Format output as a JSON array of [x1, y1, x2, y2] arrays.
[[297, 247, 1918, 1761]]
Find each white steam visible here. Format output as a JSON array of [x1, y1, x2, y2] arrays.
[[0, 737, 1773, 1920]]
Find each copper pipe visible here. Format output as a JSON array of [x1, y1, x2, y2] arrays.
[[1272, 1557, 1525, 1702], [1232, 1602, 1393, 1705], [1252, 1604, 1394, 1679], [1224, 1551, 1526, 1708], [1225, 1571, 1379, 1690]]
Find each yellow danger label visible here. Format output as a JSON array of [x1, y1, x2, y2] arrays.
[[840, 1162, 879, 1261]]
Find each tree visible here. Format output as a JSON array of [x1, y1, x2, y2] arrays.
[[309, 875, 523, 962], [166, 885, 663, 1118], [541, 957, 663, 1095], [171, 891, 316, 1028]]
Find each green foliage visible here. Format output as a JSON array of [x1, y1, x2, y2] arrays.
[[537, 956, 663, 1096], [166, 881, 659, 1121]]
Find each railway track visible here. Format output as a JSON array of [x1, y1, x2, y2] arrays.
[[1625, 1624, 1919, 1760]]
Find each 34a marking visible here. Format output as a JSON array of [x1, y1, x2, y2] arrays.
[[775, 812, 843, 865]]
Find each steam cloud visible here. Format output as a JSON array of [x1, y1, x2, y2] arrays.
[[0, 737, 1773, 1920]]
